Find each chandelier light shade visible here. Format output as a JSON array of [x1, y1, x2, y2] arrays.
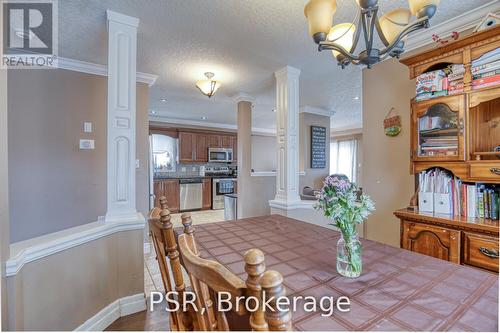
[[379, 8, 412, 44], [195, 72, 221, 98], [304, 0, 337, 43], [304, 0, 439, 68], [327, 23, 356, 59], [408, 0, 440, 19]]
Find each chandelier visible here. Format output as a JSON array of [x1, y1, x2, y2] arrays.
[[196, 72, 221, 98], [304, 0, 440, 68]]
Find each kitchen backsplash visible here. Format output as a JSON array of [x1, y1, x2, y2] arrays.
[[155, 162, 236, 179]]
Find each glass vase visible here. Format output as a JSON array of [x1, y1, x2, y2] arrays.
[[336, 233, 362, 278]]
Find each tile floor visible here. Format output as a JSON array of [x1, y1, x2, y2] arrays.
[[144, 209, 225, 295]]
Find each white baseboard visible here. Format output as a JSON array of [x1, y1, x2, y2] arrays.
[[75, 293, 146, 331]]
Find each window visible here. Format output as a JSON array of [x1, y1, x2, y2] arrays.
[[330, 138, 358, 183]]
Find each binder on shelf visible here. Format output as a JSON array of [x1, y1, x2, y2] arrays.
[[434, 193, 452, 215], [419, 192, 434, 213]]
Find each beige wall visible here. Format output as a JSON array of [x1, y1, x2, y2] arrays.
[[8, 69, 149, 242], [1, 66, 10, 329], [299, 112, 331, 190], [362, 58, 415, 247], [251, 135, 276, 172], [6, 229, 144, 330]]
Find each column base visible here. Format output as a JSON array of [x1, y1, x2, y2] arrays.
[[105, 211, 145, 224]]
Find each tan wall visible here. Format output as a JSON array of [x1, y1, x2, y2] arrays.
[[251, 135, 276, 172], [7, 69, 149, 242], [1, 66, 10, 329], [6, 229, 144, 330], [362, 58, 415, 247], [299, 112, 331, 190]]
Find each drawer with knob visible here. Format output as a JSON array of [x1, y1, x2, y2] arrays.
[[469, 162, 500, 182], [463, 232, 499, 272]]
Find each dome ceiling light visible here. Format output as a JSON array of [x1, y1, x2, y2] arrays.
[[304, 0, 440, 68], [195, 72, 221, 98]]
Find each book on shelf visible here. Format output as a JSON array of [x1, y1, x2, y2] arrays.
[[415, 90, 448, 101], [472, 48, 500, 68], [472, 73, 500, 88], [473, 69, 500, 80], [471, 59, 500, 74], [418, 168, 500, 220]]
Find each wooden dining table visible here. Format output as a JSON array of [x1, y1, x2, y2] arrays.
[[188, 214, 498, 331]]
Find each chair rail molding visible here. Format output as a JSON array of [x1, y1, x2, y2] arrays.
[[5, 217, 145, 277]]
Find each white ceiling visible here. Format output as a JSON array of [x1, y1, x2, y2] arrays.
[[58, 0, 496, 131]]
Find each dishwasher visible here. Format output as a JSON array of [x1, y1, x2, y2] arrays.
[[179, 179, 203, 211]]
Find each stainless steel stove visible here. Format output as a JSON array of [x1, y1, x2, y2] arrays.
[[205, 166, 236, 209]]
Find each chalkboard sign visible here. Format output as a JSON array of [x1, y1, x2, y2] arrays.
[[310, 126, 327, 169]]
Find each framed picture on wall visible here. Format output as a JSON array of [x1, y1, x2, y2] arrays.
[[310, 125, 327, 169]]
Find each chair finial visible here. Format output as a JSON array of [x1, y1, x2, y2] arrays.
[[244, 249, 268, 331], [159, 196, 168, 209], [261, 270, 292, 331], [181, 213, 194, 235]]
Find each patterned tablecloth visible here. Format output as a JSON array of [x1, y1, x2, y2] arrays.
[[189, 215, 498, 331]]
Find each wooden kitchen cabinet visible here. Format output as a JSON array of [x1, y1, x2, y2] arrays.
[[401, 220, 461, 264], [202, 178, 212, 210], [153, 179, 180, 212], [179, 132, 196, 163], [178, 130, 237, 163], [463, 232, 499, 272]]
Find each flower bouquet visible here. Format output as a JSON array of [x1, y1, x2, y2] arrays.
[[315, 175, 375, 278]]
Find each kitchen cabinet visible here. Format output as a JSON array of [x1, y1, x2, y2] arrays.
[[154, 179, 180, 213], [179, 132, 196, 163], [202, 178, 212, 210], [178, 130, 237, 163]]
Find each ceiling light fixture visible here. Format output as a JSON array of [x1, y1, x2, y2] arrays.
[[150, 110, 157, 115], [201, 116, 208, 120], [195, 72, 221, 98], [353, 96, 360, 100], [304, 0, 439, 68], [272, 108, 277, 113], [160, 98, 167, 102]]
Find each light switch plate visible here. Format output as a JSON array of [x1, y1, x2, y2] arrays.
[[83, 122, 93, 133], [135, 159, 140, 169], [79, 139, 95, 150]]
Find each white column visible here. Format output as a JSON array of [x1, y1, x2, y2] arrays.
[[105, 11, 141, 222], [270, 66, 301, 208], [235, 93, 254, 219]]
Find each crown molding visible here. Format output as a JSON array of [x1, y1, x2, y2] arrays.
[[149, 115, 276, 135], [405, 0, 500, 52], [300, 106, 334, 117], [274, 65, 301, 78], [54, 57, 158, 86]]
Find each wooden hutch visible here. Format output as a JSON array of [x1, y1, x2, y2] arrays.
[[394, 26, 500, 273]]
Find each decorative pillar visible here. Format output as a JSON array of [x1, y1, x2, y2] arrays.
[[235, 93, 254, 218], [105, 11, 141, 222], [270, 66, 301, 208]]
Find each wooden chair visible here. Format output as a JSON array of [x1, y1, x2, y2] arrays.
[[178, 215, 292, 331], [148, 197, 193, 331]]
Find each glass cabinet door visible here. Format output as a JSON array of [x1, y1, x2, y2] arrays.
[[412, 96, 465, 161]]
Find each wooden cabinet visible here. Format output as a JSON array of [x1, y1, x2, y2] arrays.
[[202, 178, 212, 210], [153, 179, 180, 213], [230, 136, 238, 161], [178, 130, 237, 163], [463, 232, 499, 272], [411, 95, 465, 162], [401, 220, 461, 264], [179, 132, 196, 163], [395, 210, 499, 273]]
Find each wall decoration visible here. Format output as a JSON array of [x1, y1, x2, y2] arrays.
[[311, 126, 327, 169], [384, 107, 402, 137], [432, 31, 460, 46], [474, 13, 499, 32]]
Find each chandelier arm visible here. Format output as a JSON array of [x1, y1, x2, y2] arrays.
[[366, 7, 378, 52], [379, 17, 429, 57], [349, 10, 364, 54], [318, 42, 360, 61], [360, 12, 370, 50]]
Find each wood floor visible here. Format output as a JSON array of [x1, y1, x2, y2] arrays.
[[106, 299, 170, 331]]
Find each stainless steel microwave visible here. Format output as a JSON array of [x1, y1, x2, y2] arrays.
[[208, 148, 233, 163]]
